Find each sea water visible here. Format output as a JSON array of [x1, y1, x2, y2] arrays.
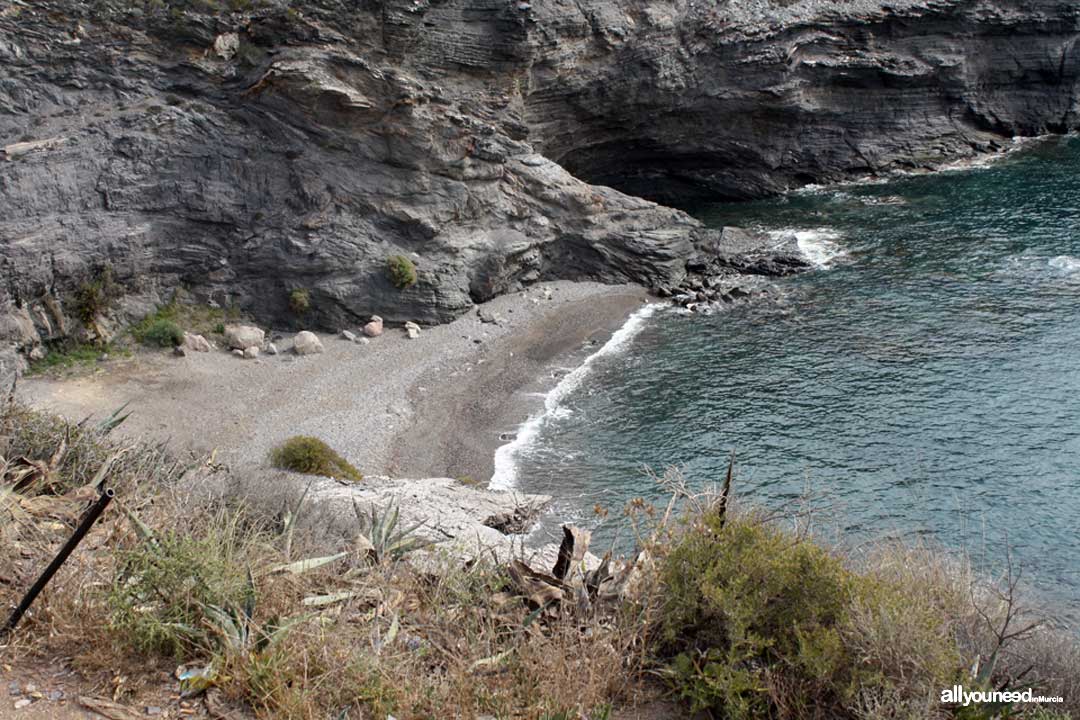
[[492, 135, 1080, 624]]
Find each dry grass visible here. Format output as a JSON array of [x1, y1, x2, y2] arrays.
[[1, 406, 1078, 720]]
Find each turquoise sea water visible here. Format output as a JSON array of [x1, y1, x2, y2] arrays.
[[495, 135, 1080, 624]]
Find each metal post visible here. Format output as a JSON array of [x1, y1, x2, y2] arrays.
[[2, 487, 115, 637]]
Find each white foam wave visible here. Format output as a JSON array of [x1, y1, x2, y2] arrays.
[[768, 228, 847, 269], [489, 303, 659, 490], [1048, 255, 1080, 273]]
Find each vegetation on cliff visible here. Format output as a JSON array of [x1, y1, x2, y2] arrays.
[[1, 403, 1077, 719], [387, 255, 418, 290]]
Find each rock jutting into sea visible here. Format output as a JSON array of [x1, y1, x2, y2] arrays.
[[1, 0, 1077, 381]]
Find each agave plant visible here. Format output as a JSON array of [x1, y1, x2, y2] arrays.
[[351, 498, 431, 563], [96, 401, 132, 435], [952, 648, 1042, 720]]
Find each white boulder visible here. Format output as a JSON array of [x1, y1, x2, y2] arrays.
[[224, 325, 264, 351], [182, 332, 212, 353], [293, 331, 324, 355]]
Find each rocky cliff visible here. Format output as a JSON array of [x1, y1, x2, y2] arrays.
[[1, 0, 1077, 379]]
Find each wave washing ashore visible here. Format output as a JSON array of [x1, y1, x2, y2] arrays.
[[493, 135, 1080, 625]]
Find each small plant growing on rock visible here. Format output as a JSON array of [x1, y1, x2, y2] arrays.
[[288, 288, 311, 315], [387, 255, 417, 289], [270, 436, 362, 482], [72, 265, 120, 327], [138, 318, 184, 347]]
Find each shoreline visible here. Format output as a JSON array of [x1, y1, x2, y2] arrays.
[[389, 286, 650, 485], [16, 281, 649, 486]]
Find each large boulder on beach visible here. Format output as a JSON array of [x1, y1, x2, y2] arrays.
[[292, 331, 324, 355], [224, 325, 264, 351], [363, 316, 384, 337]]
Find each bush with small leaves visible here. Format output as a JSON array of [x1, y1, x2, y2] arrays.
[[72, 265, 120, 326], [270, 436, 362, 482], [288, 288, 311, 315], [138, 318, 184, 347], [387, 255, 417, 289]]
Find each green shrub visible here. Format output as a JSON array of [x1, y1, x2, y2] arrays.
[[386, 255, 417, 289], [108, 521, 255, 658], [132, 301, 237, 345], [659, 515, 859, 718], [655, 512, 969, 719], [288, 288, 311, 315], [72, 265, 120, 325], [137, 318, 184, 347], [27, 343, 106, 375], [270, 436, 362, 482]]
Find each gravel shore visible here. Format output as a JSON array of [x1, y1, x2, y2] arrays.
[[18, 281, 649, 485]]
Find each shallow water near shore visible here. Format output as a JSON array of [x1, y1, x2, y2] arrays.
[[498, 135, 1080, 625]]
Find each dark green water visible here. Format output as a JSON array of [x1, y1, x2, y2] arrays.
[[493, 135, 1080, 624]]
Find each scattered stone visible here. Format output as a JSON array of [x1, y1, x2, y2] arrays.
[[292, 331, 324, 355], [212, 32, 239, 60], [483, 503, 544, 535], [265, 342, 279, 355], [404, 321, 421, 339], [45, 690, 63, 701], [341, 330, 357, 342], [28, 346, 45, 361], [13, 698, 31, 709], [224, 325, 264, 351], [99, 353, 109, 362], [172, 345, 187, 357], [145, 707, 163, 716], [182, 332, 212, 352], [231, 349, 244, 358], [356, 336, 370, 345], [362, 316, 384, 337], [243, 346, 259, 359], [8, 681, 20, 696], [477, 308, 501, 325]]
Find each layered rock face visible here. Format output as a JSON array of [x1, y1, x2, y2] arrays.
[[522, 0, 1080, 203], [1, 0, 1077, 378]]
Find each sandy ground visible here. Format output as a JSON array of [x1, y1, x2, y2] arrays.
[[17, 282, 649, 485]]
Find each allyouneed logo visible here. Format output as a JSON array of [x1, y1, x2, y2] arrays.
[[941, 685, 1064, 706]]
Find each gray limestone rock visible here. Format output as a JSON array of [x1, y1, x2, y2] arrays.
[[0, 0, 1075, 369]]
